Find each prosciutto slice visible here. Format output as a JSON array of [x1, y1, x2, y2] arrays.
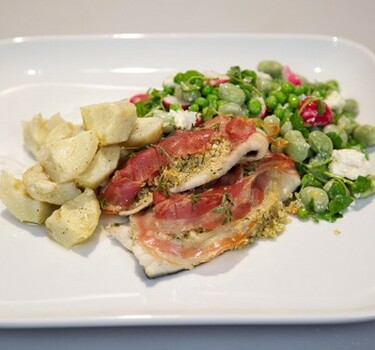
[[99, 115, 269, 215], [107, 153, 301, 278]]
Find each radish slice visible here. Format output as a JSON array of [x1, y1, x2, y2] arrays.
[[162, 95, 190, 110], [299, 97, 333, 126], [130, 93, 150, 104], [207, 76, 230, 86], [284, 66, 302, 86]]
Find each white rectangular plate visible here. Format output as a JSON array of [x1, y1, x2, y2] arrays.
[[0, 34, 375, 327]]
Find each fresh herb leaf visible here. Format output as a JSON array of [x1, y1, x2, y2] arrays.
[[351, 176, 372, 194], [326, 132, 343, 149], [329, 195, 353, 214]]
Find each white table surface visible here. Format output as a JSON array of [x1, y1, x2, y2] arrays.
[[1, 0, 375, 349]]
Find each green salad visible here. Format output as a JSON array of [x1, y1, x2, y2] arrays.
[[129, 60, 375, 222]]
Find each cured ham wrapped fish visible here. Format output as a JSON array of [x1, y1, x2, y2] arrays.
[[99, 115, 269, 215], [107, 153, 301, 278]]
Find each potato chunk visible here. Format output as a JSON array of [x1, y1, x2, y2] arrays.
[[81, 99, 137, 145], [23, 164, 81, 205], [0, 171, 55, 224], [38, 130, 99, 183], [75, 145, 121, 189], [44, 121, 80, 144], [45, 188, 101, 248], [22, 113, 64, 158], [122, 117, 163, 148]]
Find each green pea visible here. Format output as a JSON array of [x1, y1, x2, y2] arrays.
[[275, 91, 288, 104], [265, 95, 278, 111], [308, 131, 333, 155], [247, 98, 262, 115], [202, 85, 213, 96], [288, 94, 300, 109], [195, 97, 209, 107], [274, 106, 285, 119], [218, 83, 246, 105], [206, 94, 218, 103], [284, 130, 310, 162], [294, 85, 306, 96], [343, 98, 359, 117], [188, 104, 200, 112], [257, 60, 283, 79], [281, 82, 295, 95], [264, 115, 280, 125], [218, 102, 244, 116], [300, 186, 329, 213], [353, 124, 375, 147], [323, 124, 348, 147]]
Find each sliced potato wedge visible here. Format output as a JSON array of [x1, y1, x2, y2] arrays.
[[0, 171, 55, 224], [23, 164, 81, 205], [81, 99, 137, 145], [75, 145, 121, 189], [23, 113, 62, 157], [38, 130, 99, 183], [45, 188, 101, 248], [44, 121, 80, 144], [122, 117, 163, 148]]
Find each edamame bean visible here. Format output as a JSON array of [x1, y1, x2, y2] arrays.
[[257, 60, 283, 79], [218, 102, 245, 116], [353, 124, 375, 147], [308, 130, 333, 155], [284, 130, 310, 162], [218, 83, 246, 105], [300, 186, 329, 213]]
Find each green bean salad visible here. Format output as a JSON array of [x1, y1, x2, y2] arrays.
[[130, 60, 375, 222]]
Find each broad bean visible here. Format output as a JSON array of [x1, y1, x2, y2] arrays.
[[308, 130, 333, 155], [218, 83, 246, 105], [353, 124, 375, 147], [300, 186, 329, 213], [284, 130, 310, 162]]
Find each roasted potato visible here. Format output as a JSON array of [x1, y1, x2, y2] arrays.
[[122, 117, 163, 148], [0, 171, 55, 224], [23, 164, 81, 205], [45, 188, 101, 248], [81, 99, 137, 146], [75, 145, 121, 189], [38, 130, 99, 183], [23, 113, 64, 158]]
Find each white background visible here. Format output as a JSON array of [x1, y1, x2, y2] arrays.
[[0, 0, 374, 349]]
